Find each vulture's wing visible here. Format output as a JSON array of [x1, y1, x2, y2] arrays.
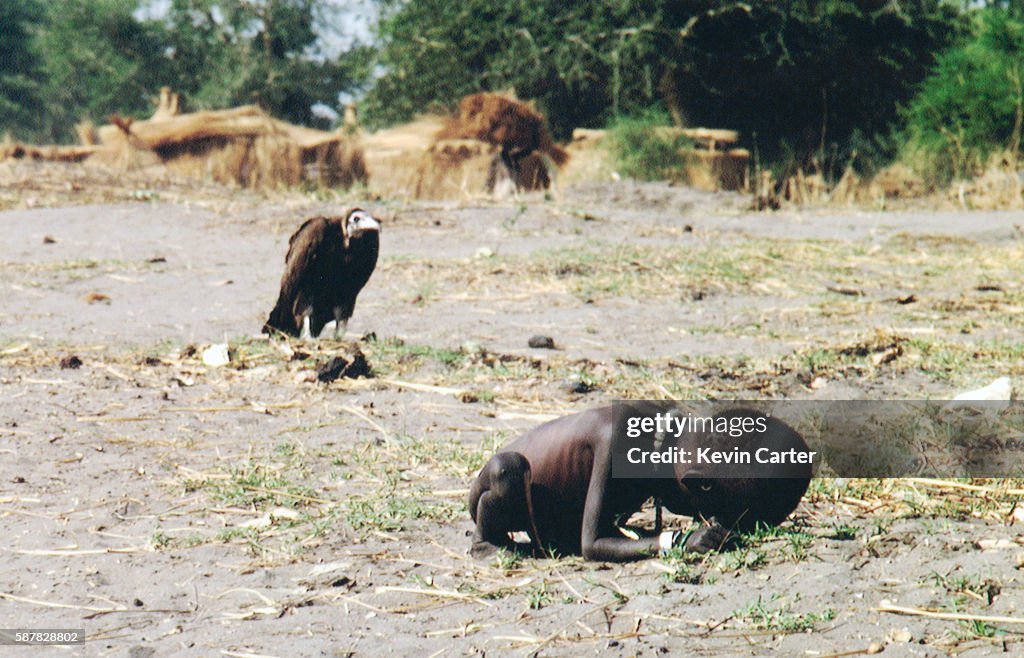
[[265, 218, 330, 334], [285, 217, 325, 264], [281, 218, 330, 296]]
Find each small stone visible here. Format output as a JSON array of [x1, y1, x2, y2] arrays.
[[887, 628, 913, 643], [866, 642, 884, 654], [59, 355, 83, 369], [528, 335, 556, 349], [294, 371, 317, 384], [270, 507, 301, 521], [563, 378, 593, 394], [42, 235, 56, 244]]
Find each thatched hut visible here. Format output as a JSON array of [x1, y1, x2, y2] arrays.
[[95, 102, 366, 189], [362, 92, 569, 200]]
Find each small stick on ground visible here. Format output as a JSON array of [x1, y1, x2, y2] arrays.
[[877, 600, 1024, 624]]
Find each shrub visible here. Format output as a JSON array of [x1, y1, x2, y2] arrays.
[[903, 10, 1024, 182], [607, 110, 694, 181]]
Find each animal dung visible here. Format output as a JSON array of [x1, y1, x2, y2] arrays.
[[528, 335, 556, 349], [316, 346, 371, 382], [59, 355, 83, 369], [201, 343, 231, 367]]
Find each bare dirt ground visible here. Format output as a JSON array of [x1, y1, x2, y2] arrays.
[[2, 160, 1024, 657]]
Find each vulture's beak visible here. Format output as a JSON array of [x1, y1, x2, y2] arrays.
[[348, 210, 381, 237]]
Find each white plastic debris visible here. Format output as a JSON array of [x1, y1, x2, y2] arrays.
[[201, 343, 231, 367], [944, 376, 1013, 411], [269, 507, 301, 522], [238, 513, 272, 530]]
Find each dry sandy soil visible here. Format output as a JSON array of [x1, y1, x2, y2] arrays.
[[1, 161, 1024, 656]]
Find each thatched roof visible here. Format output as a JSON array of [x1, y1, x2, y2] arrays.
[[94, 103, 367, 189]]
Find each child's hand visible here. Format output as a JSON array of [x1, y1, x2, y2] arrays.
[[682, 518, 730, 553]]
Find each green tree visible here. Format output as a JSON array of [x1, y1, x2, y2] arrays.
[[364, 0, 679, 137], [159, 0, 372, 127], [0, 1, 46, 139], [37, 0, 170, 142], [903, 8, 1024, 181], [364, 0, 961, 173], [662, 1, 963, 176]]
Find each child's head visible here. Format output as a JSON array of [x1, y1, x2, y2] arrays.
[[667, 408, 812, 531]]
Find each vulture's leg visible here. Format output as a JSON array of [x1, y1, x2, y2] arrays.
[[333, 319, 348, 340], [309, 309, 331, 340], [333, 306, 350, 340], [300, 315, 313, 341]]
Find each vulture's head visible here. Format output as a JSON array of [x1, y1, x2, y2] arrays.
[[344, 208, 381, 241]]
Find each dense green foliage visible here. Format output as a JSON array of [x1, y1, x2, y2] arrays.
[[903, 10, 1024, 181], [7, 0, 1024, 181], [607, 110, 694, 181], [364, 0, 963, 175], [157, 0, 371, 127], [663, 1, 963, 176], [9, 0, 370, 142], [38, 0, 170, 141], [0, 1, 45, 139], [363, 0, 680, 138]]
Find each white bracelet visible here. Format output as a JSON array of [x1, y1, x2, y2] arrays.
[[658, 530, 676, 555]]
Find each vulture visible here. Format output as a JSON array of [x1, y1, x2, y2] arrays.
[[263, 208, 380, 339]]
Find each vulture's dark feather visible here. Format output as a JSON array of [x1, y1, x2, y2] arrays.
[[263, 208, 380, 339]]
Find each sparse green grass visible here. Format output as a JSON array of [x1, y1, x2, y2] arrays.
[[492, 549, 522, 571], [736, 595, 835, 633], [928, 572, 1002, 605], [829, 523, 857, 540], [184, 462, 317, 509], [344, 488, 461, 533], [718, 546, 768, 572], [525, 582, 551, 610], [958, 619, 1003, 640], [663, 558, 701, 584]]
